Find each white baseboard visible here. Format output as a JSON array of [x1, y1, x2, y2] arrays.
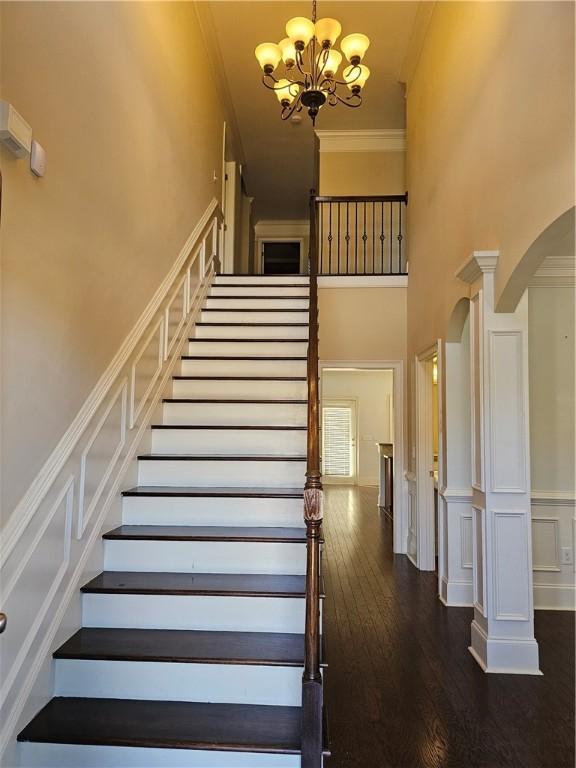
[[439, 577, 473, 607], [533, 583, 576, 611]]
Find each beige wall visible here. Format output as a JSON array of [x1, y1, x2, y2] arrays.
[[322, 369, 394, 485], [529, 287, 575, 493], [319, 151, 405, 196], [0, 2, 225, 517], [319, 287, 407, 362], [406, 1, 575, 357]]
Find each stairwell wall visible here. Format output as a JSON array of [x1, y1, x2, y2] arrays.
[[0, 1, 225, 520]]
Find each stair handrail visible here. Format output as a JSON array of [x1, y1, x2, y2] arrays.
[[301, 189, 323, 767]]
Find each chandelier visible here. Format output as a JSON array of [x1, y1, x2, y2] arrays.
[[254, 0, 371, 124]]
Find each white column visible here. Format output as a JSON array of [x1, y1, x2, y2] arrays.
[[457, 252, 540, 674]]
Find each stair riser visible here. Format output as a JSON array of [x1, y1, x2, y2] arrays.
[[172, 379, 307, 400], [204, 298, 309, 311], [200, 310, 309, 324], [103, 540, 306, 575], [216, 275, 308, 286], [54, 659, 302, 707], [187, 340, 308, 357], [122, 496, 305, 528], [83, 594, 307, 633], [137, 459, 306, 488], [163, 402, 307, 427], [18, 744, 300, 767], [211, 286, 309, 297], [180, 359, 307, 377], [151, 429, 307, 456], [194, 325, 309, 340]]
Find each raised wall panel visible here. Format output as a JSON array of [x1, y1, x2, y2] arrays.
[[460, 514, 473, 569], [77, 382, 127, 539], [187, 250, 202, 313], [130, 318, 164, 429], [470, 294, 484, 490], [532, 517, 561, 572], [492, 510, 531, 620], [488, 331, 527, 493], [164, 275, 188, 360], [1, 478, 73, 710], [472, 506, 485, 615]]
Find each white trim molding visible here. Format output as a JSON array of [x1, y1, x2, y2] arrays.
[[528, 256, 576, 288], [315, 129, 406, 153], [318, 276, 408, 288]]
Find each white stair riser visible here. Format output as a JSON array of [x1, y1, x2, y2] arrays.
[[216, 275, 308, 285], [151, 428, 307, 456], [204, 298, 309, 311], [137, 459, 306, 488], [187, 340, 308, 357], [194, 325, 308, 340], [172, 379, 307, 400], [122, 496, 305, 528], [104, 540, 306, 575], [83, 594, 307, 633], [163, 402, 307, 427], [18, 744, 300, 768], [180, 359, 306, 377], [211, 286, 309, 297], [54, 659, 302, 707], [201, 310, 309, 324]]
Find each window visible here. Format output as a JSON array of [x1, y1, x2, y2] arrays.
[[322, 401, 356, 480]]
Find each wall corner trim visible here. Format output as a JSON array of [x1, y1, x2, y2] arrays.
[[456, 250, 499, 284]]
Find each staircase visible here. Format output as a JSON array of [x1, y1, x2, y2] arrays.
[[17, 275, 322, 768]]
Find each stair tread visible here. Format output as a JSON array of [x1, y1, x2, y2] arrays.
[[151, 424, 307, 430], [122, 486, 304, 498], [213, 283, 309, 288], [17, 697, 301, 753], [54, 628, 306, 665], [164, 398, 307, 403], [196, 323, 309, 327], [103, 525, 306, 542], [202, 308, 308, 312], [81, 571, 309, 597], [138, 454, 306, 462], [181, 355, 307, 360], [173, 376, 307, 381], [207, 295, 309, 299], [189, 338, 308, 343]]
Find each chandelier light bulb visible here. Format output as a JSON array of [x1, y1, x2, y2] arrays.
[[314, 17, 342, 47], [255, 42, 282, 73], [344, 64, 371, 91], [279, 37, 297, 67], [318, 49, 342, 77], [285, 16, 315, 49], [275, 79, 299, 105], [340, 33, 370, 64]]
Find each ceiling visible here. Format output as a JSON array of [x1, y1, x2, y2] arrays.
[[202, 1, 420, 220]]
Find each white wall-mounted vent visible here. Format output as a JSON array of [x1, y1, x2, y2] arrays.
[[0, 101, 32, 158]]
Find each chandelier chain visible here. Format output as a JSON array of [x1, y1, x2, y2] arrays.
[[312, 0, 317, 23]]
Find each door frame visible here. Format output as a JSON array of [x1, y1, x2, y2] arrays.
[[319, 360, 407, 554], [414, 341, 443, 572], [257, 237, 305, 275], [322, 397, 358, 485]]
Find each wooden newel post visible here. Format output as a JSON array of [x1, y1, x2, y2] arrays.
[[301, 190, 324, 767]]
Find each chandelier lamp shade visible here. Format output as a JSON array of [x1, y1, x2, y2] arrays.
[[254, 0, 370, 124]]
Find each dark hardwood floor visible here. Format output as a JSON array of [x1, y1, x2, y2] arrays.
[[322, 485, 575, 768]]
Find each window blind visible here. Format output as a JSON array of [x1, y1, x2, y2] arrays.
[[322, 405, 353, 476]]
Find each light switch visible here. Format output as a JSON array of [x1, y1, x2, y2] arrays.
[[30, 140, 46, 177]]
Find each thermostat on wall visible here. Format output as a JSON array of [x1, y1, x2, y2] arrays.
[[0, 101, 32, 158], [30, 140, 46, 177]]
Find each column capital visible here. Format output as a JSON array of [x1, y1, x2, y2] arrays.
[[456, 250, 499, 284]]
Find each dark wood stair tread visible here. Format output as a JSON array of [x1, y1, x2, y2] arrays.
[[81, 571, 313, 597], [181, 355, 308, 360], [122, 486, 304, 498], [172, 376, 307, 381], [163, 398, 307, 403], [137, 454, 307, 462], [207, 295, 309, 300], [151, 424, 307, 431], [103, 525, 306, 543], [213, 283, 309, 288], [18, 697, 301, 753], [188, 338, 308, 343], [202, 308, 308, 312], [54, 628, 306, 666], [196, 322, 309, 327]]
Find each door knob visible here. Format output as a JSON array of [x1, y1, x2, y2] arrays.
[[0, 613, 6, 634]]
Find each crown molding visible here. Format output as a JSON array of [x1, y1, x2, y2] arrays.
[[528, 256, 576, 288], [315, 129, 406, 154], [456, 250, 499, 284]]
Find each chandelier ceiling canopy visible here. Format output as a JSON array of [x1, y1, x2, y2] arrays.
[[254, 0, 371, 124]]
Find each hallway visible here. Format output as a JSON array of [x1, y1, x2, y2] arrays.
[[322, 486, 575, 768]]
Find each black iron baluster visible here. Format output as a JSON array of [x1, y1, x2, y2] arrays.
[[319, 202, 324, 274], [345, 202, 350, 273], [362, 201, 367, 273], [372, 201, 376, 275], [389, 201, 393, 274], [380, 201, 385, 275], [354, 202, 358, 274], [398, 202, 403, 274], [337, 203, 341, 275], [328, 202, 333, 274]]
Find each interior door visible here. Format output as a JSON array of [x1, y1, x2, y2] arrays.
[[322, 399, 357, 484], [262, 241, 301, 274]]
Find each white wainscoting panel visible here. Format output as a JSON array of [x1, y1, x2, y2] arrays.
[[472, 505, 485, 615], [164, 274, 188, 361], [470, 294, 484, 491], [130, 317, 164, 429], [492, 509, 531, 620]]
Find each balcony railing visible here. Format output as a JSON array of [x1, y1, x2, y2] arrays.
[[315, 194, 408, 275]]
